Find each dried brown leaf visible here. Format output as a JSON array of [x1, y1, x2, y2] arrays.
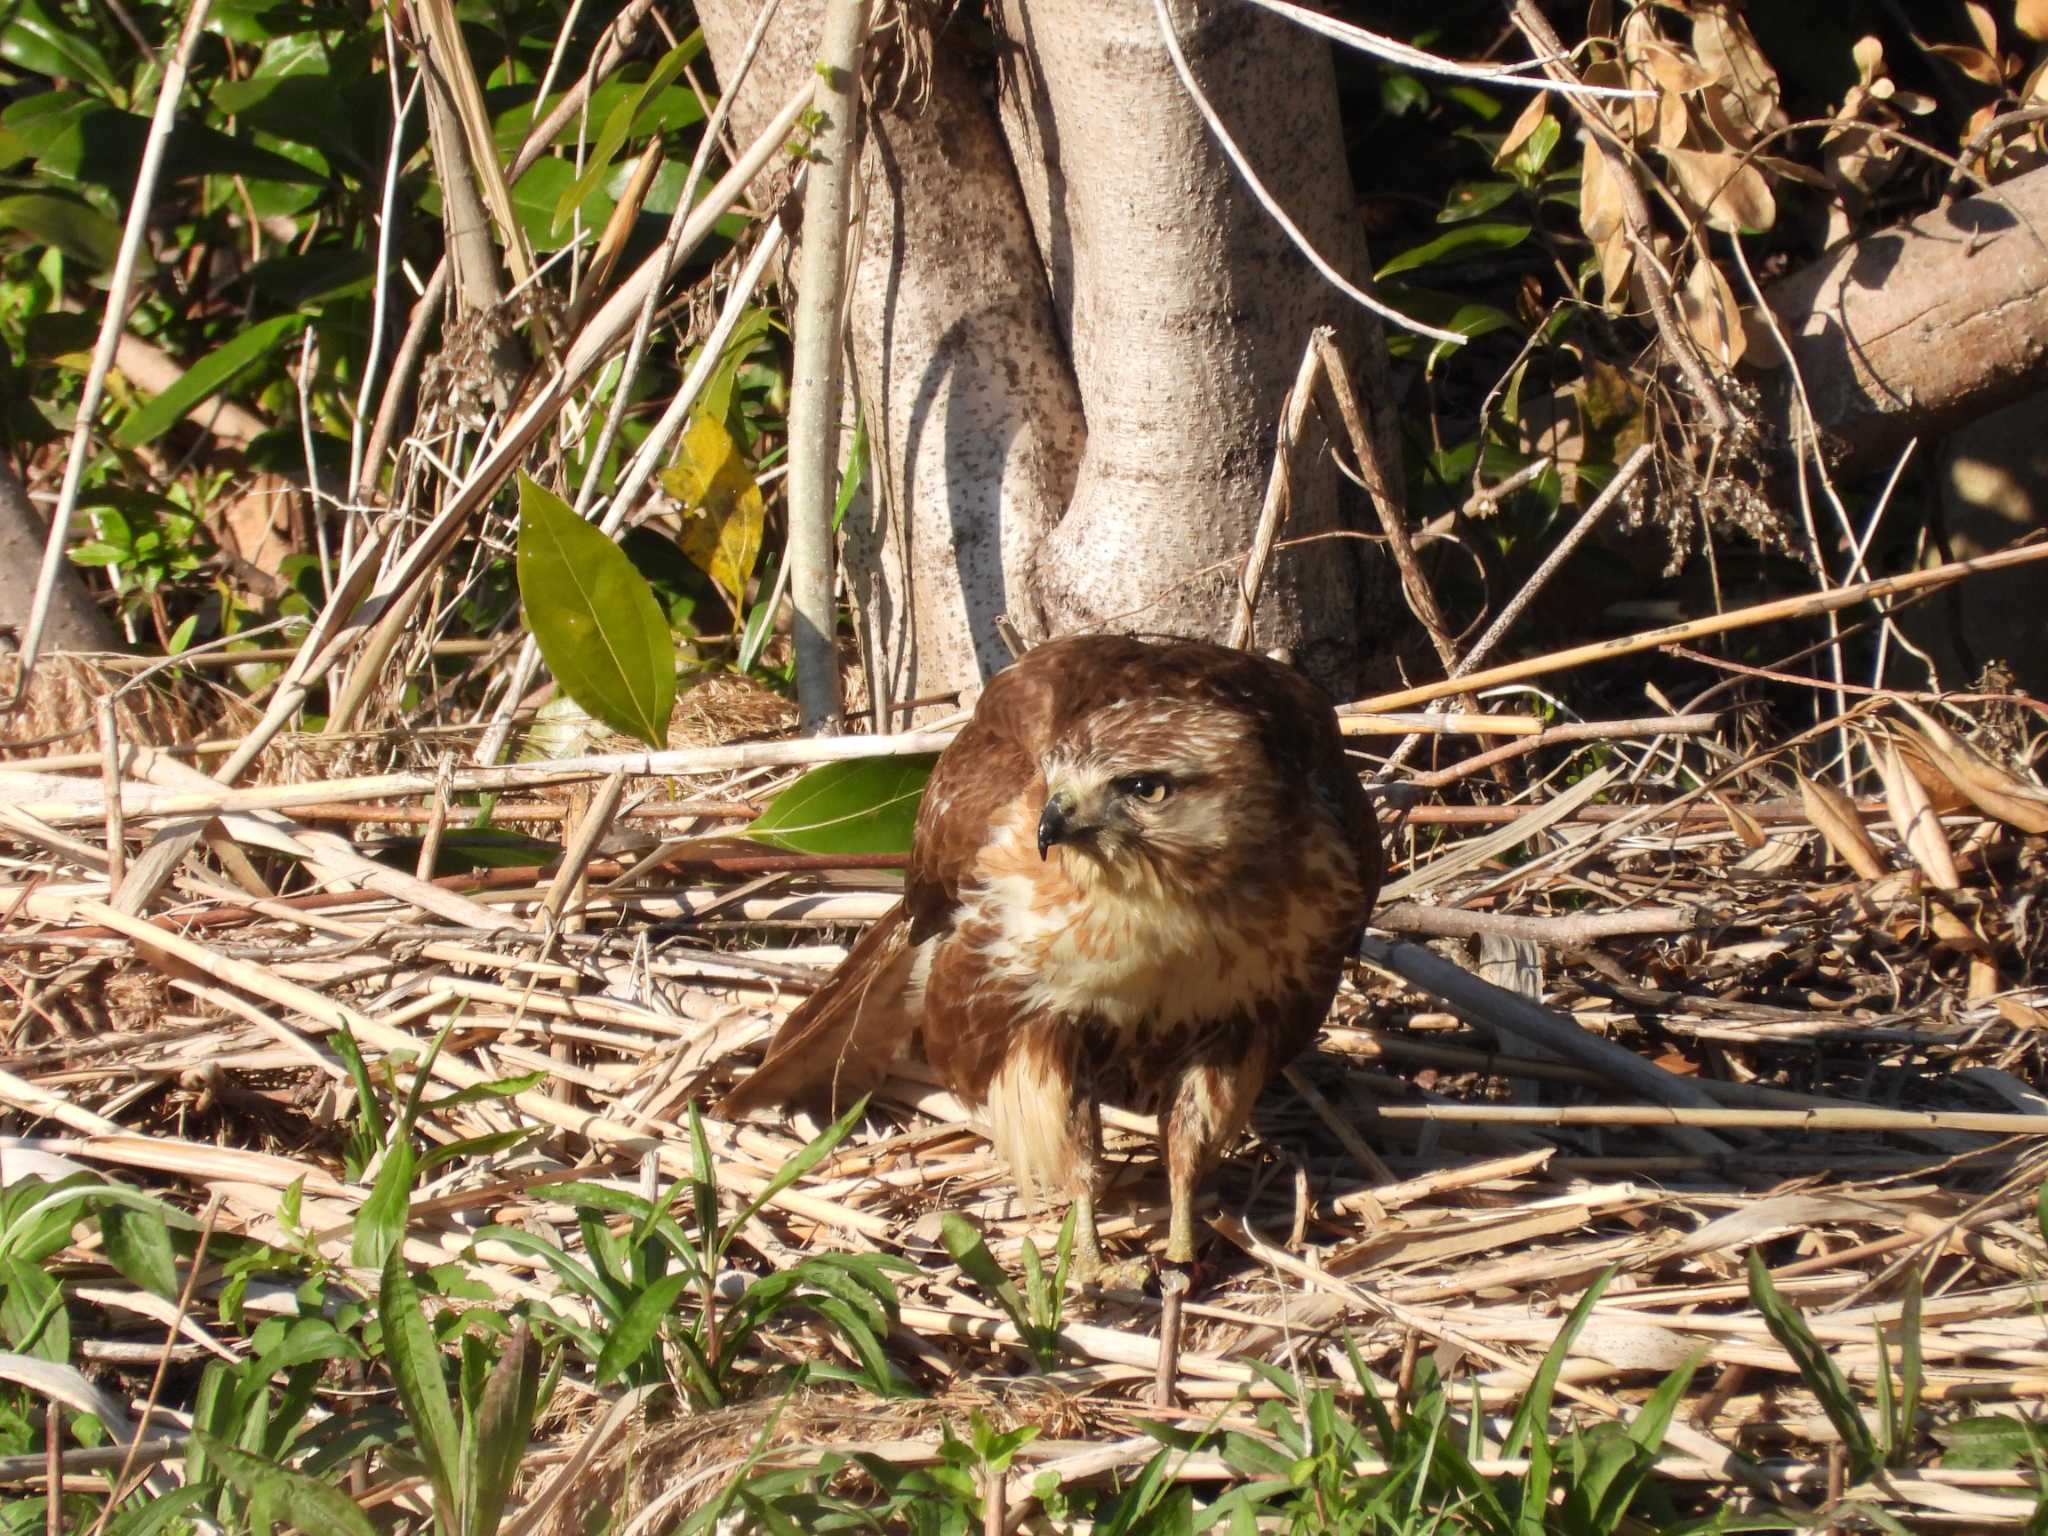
[[1665, 145, 1776, 232], [1886, 723, 1974, 814], [1690, 2, 1781, 139], [1926, 43, 2004, 88], [1679, 253, 1747, 367], [1708, 788, 1765, 848], [1997, 996, 2048, 1031], [1798, 772, 1886, 881], [1579, 138, 1633, 308], [1877, 736, 1962, 890], [1966, 0, 1999, 56], [1496, 93, 1552, 167], [1640, 43, 1713, 97], [1895, 702, 2048, 834]]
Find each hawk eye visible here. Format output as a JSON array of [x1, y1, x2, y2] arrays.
[[1116, 773, 1173, 805]]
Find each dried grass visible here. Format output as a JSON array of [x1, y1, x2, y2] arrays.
[[4, 659, 2047, 1527]]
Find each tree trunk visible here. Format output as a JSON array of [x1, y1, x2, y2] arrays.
[[995, 0, 1385, 687], [694, 3, 1082, 713], [0, 459, 122, 656], [1763, 164, 2048, 479], [693, 0, 1396, 707]]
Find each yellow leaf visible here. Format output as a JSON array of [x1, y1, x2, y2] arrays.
[[660, 412, 764, 612]]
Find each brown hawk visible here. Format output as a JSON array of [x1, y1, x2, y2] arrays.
[[719, 633, 1380, 1271]]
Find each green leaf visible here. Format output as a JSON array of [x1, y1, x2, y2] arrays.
[[1748, 1250, 1878, 1476], [0, 1172, 100, 1262], [1895, 1266, 1923, 1465], [193, 1430, 379, 1536], [367, 827, 562, 876], [7, 92, 327, 190], [114, 313, 304, 449], [516, 474, 676, 748], [1502, 1265, 1614, 1460], [0, 0, 121, 100], [939, 1214, 1032, 1339], [1375, 220, 1531, 279], [379, 1245, 462, 1530], [746, 755, 935, 856], [509, 156, 612, 254], [0, 1255, 69, 1361], [551, 39, 700, 238], [472, 1325, 541, 1536], [418, 1125, 540, 1173], [1439, 179, 1519, 223], [100, 1201, 179, 1301], [595, 1272, 691, 1385], [352, 1134, 413, 1271], [465, 1225, 623, 1320], [722, 1093, 872, 1253], [104, 1483, 213, 1536], [0, 192, 121, 269], [1935, 1416, 2048, 1471]]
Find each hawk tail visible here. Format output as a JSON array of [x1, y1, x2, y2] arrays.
[[716, 901, 921, 1118]]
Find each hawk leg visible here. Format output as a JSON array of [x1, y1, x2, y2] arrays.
[[1161, 1050, 1270, 1265]]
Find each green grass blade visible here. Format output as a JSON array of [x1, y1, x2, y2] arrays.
[[472, 1325, 541, 1536], [1747, 1250, 1878, 1476], [596, 1272, 691, 1386], [1503, 1264, 1615, 1458], [1898, 1266, 1924, 1465], [379, 1245, 462, 1529], [939, 1212, 1032, 1337], [720, 1095, 870, 1254], [193, 1430, 378, 1536]]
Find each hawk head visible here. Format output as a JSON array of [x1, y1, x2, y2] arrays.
[[1033, 697, 1280, 892]]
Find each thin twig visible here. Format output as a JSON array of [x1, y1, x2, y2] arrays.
[[1241, 0, 1650, 98], [1372, 903, 1699, 943], [1229, 331, 1326, 650], [15, 730, 956, 827], [1151, 0, 1465, 346], [1370, 1103, 2048, 1136], [1351, 539, 2048, 714], [1383, 425, 1651, 775], [8, 0, 213, 702], [786, 0, 868, 733]]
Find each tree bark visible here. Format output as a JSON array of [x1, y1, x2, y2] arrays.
[[0, 459, 121, 655], [694, 0, 1393, 707], [694, 1, 1082, 713], [996, 0, 1384, 686], [1763, 165, 2048, 480]]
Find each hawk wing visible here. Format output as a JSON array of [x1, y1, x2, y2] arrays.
[[714, 659, 1050, 1117]]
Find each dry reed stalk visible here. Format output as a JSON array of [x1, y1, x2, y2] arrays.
[[1351, 539, 2048, 714], [10, 731, 956, 828]]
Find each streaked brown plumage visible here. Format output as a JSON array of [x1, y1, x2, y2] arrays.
[[719, 633, 1380, 1268]]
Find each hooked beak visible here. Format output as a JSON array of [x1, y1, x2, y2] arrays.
[[1037, 787, 1080, 861]]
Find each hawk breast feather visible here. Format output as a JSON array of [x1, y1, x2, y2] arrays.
[[718, 634, 1380, 1204]]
